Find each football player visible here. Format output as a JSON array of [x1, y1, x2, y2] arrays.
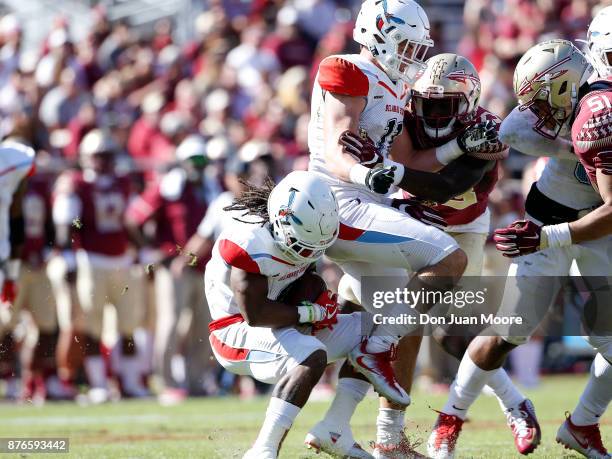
[[429, 40, 612, 459], [53, 130, 147, 403], [0, 140, 34, 399], [206, 171, 371, 459]]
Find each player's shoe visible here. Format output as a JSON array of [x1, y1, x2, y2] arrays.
[[373, 430, 428, 459], [347, 340, 410, 406], [304, 420, 373, 458], [427, 411, 464, 459], [556, 414, 610, 459], [505, 399, 541, 455], [87, 387, 111, 405], [242, 446, 276, 459]]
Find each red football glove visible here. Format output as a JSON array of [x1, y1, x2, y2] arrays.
[[391, 197, 447, 229], [594, 151, 612, 175], [493, 220, 542, 258], [339, 130, 384, 168], [310, 290, 339, 333], [1, 279, 17, 304]]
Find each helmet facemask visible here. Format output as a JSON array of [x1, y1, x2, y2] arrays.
[[588, 38, 612, 77], [412, 88, 473, 139], [381, 37, 431, 84]]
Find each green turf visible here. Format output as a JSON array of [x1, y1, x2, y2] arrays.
[[0, 375, 609, 458]]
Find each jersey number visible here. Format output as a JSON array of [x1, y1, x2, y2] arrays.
[[587, 94, 612, 113], [444, 189, 477, 210], [378, 119, 403, 150], [93, 192, 125, 233]]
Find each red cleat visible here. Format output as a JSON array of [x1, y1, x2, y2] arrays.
[[556, 413, 610, 459], [505, 399, 541, 455], [427, 411, 464, 459]]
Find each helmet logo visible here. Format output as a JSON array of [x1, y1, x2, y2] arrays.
[[517, 56, 571, 96], [447, 69, 481, 89], [279, 188, 303, 226]]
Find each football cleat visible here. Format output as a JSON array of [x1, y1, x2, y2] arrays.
[[304, 420, 373, 458], [505, 399, 541, 455], [556, 414, 610, 459], [373, 430, 428, 459], [347, 340, 410, 407], [427, 411, 464, 459]]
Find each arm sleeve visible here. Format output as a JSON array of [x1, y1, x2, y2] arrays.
[[125, 183, 162, 225], [499, 106, 575, 160]]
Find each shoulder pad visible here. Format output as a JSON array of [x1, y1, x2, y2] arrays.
[[318, 56, 370, 97]]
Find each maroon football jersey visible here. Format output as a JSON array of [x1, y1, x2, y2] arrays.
[[403, 106, 500, 226], [22, 173, 54, 266], [58, 171, 132, 256], [572, 78, 612, 190]]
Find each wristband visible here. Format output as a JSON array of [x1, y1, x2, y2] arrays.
[[383, 159, 405, 185], [5, 260, 20, 280], [297, 303, 315, 323], [435, 138, 463, 165], [541, 223, 572, 249], [62, 250, 77, 271], [349, 163, 370, 186]]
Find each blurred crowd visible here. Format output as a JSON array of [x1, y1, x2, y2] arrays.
[[0, 0, 607, 403]]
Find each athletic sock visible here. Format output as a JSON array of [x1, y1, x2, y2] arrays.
[[321, 378, 370, 429], [442, 353, 496, 420], [252, 397, 301, 454], [84, 356, 108, 389], [571, 353, 612, 426], [376, 408, 405, 445], [367, 302, 421, 353], [487, 368, 526, 413]]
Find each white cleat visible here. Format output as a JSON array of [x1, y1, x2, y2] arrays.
[[556, 414, 610, 459], [243, 447, 276, 459], [305, 421, 373, 458], [347, 340, 410, 407], [87, 387, 111, 405]]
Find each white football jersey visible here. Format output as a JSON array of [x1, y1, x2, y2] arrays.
[[499, 107, 601, 210], [205, 222, 312, 320], [308, 53, 410, 192], [0, 141, 35, 261]]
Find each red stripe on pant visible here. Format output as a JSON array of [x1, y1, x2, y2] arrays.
[[209, 332, 249, 362]]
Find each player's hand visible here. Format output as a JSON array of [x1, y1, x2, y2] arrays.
[[300, 290, 339, 332], [1, 280, 16, 304], [458, 120, 508, 160], [339, 130, 383, 168], [594, 151, 612, 175], [493, 220, 542, 258], [366, 166, 396, 194], [391, 197, 447, 229]]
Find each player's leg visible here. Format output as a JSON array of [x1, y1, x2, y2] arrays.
[[428, 247, 572, 458], [211, 322, 329, 458], [111, 265, 148, 397], [76, 259, 109, 403], [556, 245, 612, 457]]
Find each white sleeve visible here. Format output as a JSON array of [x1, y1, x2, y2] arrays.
[[499, 106, 575, 160], [52, 194, 82, 226]]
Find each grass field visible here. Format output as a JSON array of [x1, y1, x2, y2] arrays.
[[1, 375, 609, 458]]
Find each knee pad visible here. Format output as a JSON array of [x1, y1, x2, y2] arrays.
[[586, 335, 612, 363]]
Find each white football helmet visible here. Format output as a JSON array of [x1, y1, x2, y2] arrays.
[[268, 171, 339, 263], [353, 0, 434, 84], [586, 6, 612, 77]]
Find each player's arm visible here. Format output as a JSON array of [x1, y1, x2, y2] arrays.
[[499, 106, 575, 159], [230, 268, 300, 328], [390, 128, 448, 172], [568, 167, 612, 243], [390, 155, 495, 203], [52, 174, 82, 279]]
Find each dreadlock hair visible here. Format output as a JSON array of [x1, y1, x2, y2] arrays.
[[223, 176, 276, 225]]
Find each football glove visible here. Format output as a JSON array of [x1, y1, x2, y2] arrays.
[[339, 130, 384, 168], [366, 166, 396, 194], [458, 120, 508, 160], [493, 220, 542, 258], [298, 290, 339, 331], [391, 197, 447, 229]]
